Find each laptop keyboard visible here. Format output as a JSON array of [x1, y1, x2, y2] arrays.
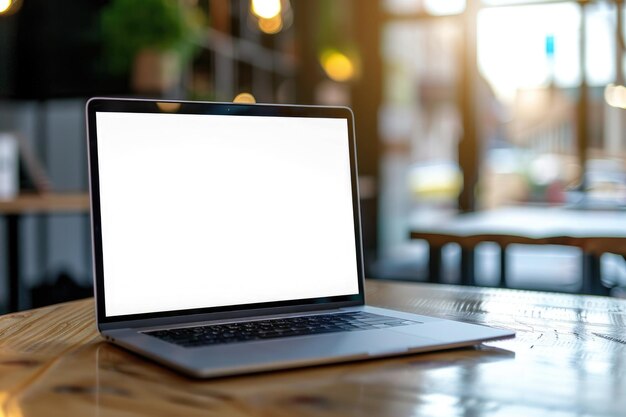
[[144, 311, 418, 348]]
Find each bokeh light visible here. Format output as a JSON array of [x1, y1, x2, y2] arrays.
[[156, 102, 182, 113], [320, 50, 356, 83], [251, 0, 281, 19], [258, 14, 283, 34], [233, 93, 257, 104], [0, 0, 13, 14], [605, 84, 626, 109]]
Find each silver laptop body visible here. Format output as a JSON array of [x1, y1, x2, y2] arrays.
[[86, 98, 513, 378]]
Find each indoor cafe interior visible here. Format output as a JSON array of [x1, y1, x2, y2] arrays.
[[1, 2, 626, 416], [2, 0, 626, 311]]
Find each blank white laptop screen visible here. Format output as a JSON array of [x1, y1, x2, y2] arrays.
[[95, 112, 360, 317]]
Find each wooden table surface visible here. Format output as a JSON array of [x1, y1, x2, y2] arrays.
[[1, 280, 625, 416], [410, 206, 626, 256], [410, 206, 626, 294]]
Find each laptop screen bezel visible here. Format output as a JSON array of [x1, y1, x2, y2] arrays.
[[86, 98, 366, 327]]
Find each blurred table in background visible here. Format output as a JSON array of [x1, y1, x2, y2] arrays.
[[0, 193, 90, 312], [411, 206, 626, 295], [1, 280, 625, 416]]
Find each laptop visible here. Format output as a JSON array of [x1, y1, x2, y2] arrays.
[[85, 98, 513, 378]]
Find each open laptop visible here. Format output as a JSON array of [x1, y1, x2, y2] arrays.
[[85, 98, 513, 378]]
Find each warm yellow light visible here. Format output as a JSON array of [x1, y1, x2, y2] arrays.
[[605, 84, 626, 109], [320, 50, 355, 83], [0, 0, 13, 14], [156, 102, 182, 112], [258, 14, 283, 34], [251, 0, 281, 19], [233, 92, 256, 104]]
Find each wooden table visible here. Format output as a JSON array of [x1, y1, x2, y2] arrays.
[[0, 193, 90, 312], [411, 206, 626, 295], [1, 280, 625, 416]]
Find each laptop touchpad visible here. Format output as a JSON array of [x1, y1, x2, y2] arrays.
[[258, 329, 438, 358]]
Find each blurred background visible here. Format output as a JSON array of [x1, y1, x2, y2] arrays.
[[1, 0, 626, 312]]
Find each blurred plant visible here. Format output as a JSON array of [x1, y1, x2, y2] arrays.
[[100, 0, 202, 74]]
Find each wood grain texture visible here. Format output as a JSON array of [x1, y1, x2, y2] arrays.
[[1, 280, 625, 416]]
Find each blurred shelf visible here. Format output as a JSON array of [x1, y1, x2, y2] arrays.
[[197, 28, 296, 76], [0, 192, 91, 313], [0, 193, 90, 214]]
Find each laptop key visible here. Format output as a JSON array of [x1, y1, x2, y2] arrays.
[[145, 312, 419, 348]]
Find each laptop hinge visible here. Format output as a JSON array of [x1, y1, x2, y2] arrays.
[[98, 300, 363, 332]]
